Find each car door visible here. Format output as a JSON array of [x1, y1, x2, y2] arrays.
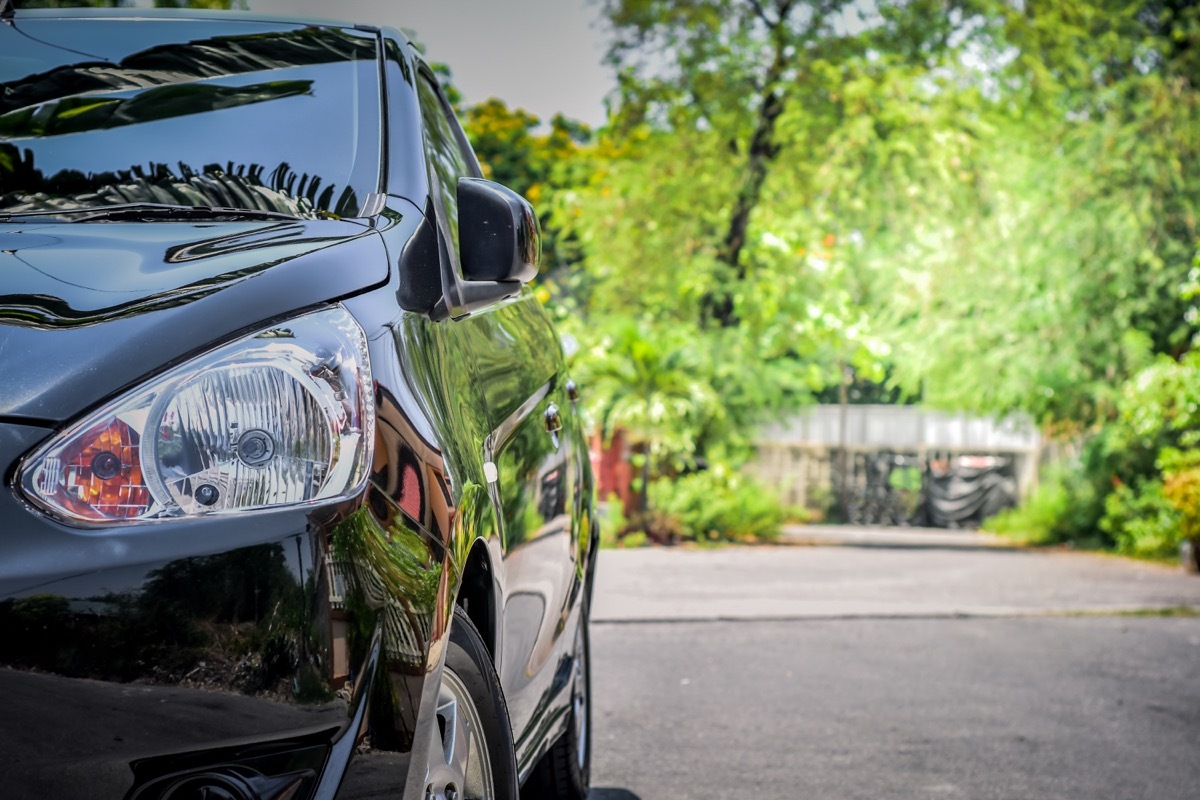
[[473, 297, 584, 772], [405, 63, 587, 766]]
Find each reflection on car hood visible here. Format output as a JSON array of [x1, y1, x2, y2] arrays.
[[0, 218, 369, 326], [0, 217, 391, 422]]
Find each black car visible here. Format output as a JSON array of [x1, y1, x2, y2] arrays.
[[0, 7, 595, 800]]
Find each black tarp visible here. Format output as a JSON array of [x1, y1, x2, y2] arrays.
[[840, 452, 1018, 528], [924, 456, 1017, 528]]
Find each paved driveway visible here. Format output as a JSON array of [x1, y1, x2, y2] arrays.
[[587, 529, 1200, 800], [592, 526, 1200, 621]]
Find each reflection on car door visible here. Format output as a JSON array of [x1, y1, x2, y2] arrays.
[[409, 64, 586, 767], [473, 297, 582, 761]]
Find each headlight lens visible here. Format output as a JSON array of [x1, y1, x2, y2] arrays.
[[19, 305, 374, 527]]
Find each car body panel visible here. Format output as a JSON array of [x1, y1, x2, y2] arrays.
[[469, 294, 589, 773], [0, 219, 389, 422]]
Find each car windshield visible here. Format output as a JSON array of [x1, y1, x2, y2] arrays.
[[0, 18, 381, 219]]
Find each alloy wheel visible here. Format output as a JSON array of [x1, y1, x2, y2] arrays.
[[426, 667, 495, 800], [572, 620, 589, 772]]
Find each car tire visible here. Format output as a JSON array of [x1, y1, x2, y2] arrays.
[[425, 606, 520, 800], [522, 606, 591, 800]]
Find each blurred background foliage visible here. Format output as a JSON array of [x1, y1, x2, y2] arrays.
[[454, 0, 1200, 549]]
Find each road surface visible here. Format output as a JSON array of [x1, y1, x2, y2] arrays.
[[586, 527, 1200, 800]]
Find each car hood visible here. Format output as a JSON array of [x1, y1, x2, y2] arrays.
[[0, 218, 388, 422]]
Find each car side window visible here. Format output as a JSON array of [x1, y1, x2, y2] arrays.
[[416, 72, 477, 259]]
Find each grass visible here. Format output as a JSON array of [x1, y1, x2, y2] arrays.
[[1052, 606, 1200, 618], [1113, 605, 1200, 618]]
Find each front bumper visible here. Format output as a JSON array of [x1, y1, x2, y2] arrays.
[[0, 422, 449, 800]]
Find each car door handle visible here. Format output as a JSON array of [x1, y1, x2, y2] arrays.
[[544, 403, 563, 448], [544, 403, 563, 433], [566, 380, 580, 404]]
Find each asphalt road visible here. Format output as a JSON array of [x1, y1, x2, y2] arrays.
[[585, 527, 1200, 800]]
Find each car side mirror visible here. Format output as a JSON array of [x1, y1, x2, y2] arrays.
[[431, 178, 541, 320], [459, 178, 540, 284]]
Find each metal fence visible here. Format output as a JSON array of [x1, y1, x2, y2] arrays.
[[751, 406, 1042, 527]]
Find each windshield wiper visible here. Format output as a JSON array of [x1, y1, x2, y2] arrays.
[[0, 203, 304, 223]]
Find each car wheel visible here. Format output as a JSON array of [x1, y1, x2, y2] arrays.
[[425, 607, 520, 800], [523, 606, 591, 800]]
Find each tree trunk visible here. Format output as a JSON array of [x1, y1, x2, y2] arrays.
[[702, 8, 793, 328]]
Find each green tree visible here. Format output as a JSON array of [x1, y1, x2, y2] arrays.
[[574, 0, 1198, 430], [559, 0, 983, 443], [878, 0, 1200, 427], [603, 0, 836, 327]]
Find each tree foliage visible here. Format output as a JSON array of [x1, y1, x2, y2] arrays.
[[879, 0, 1200, 425], [552, 0, 1198, 432]]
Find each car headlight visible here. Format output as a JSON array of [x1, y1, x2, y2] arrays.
[[18, 305, 374, 527]]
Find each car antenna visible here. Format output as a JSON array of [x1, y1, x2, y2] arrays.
[[1, 0, 14, 25]]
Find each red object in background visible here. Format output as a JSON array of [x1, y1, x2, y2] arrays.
[[590, 428, 634, 512]]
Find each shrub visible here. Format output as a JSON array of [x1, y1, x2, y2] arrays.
[[598, 493, 675, 547], [804, 484, 836, 523], [598, 493, 627, 548], [625, 509, 684, 545], [1100, 479, 1182, 559], [983, 463, 1103, 546], [1163, 465, 1200, 544], [888, 465, 923, 520], [648, 465, 784, 543], [984, 473, 1070, 544]]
